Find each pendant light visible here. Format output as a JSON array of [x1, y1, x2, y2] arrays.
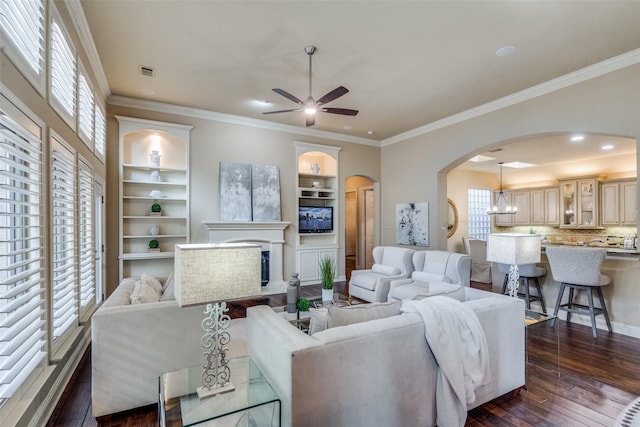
[[487, 162, 518, 215]]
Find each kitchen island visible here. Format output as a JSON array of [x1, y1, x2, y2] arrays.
[[491, 244, 640, 338]]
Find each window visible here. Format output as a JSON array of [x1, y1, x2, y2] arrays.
[[50, 134, 77, 347], [0, 111, 45, 402], [93, 103, 105, 160], [0, 0, 46, 93], [78, 158, 94, 317], [49, 8, 76, 129], [468, 188, 491, 240], [77, 64, 94, 147]]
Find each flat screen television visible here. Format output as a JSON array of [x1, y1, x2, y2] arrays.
[[298, 206, 333, 233]]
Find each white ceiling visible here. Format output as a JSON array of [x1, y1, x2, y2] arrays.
[[80, 0, 640, 176]]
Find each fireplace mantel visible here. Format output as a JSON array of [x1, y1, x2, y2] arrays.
[[203, 221, 291, 295]]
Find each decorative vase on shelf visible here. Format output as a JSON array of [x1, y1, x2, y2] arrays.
[[149, 225, 160, 236], [149, 150, 161, 168], [311, 163, 320, 175], [150, 170, 162, 182]]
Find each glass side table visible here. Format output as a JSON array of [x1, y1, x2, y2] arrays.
[[159, 356, 281, 426], [525, 309, 560, 384]]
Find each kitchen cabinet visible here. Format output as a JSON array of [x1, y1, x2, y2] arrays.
[[601, 179, 637, 226], [513, 191, 531, 225], [559, 177, 600, 228], [544, 187, 560, 225]]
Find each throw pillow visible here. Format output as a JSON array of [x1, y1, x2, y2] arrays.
[[371, 264, 401, 276], [308, 307, 329, 335], [161, 273, 175, 301], [130, 279, 161, 304], [140, 273, 163, 294], [411, 271, 453, 284], [326, 301, 401, 329]]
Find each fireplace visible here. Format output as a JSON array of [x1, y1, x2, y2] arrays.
[[202, 221, 290, 295]]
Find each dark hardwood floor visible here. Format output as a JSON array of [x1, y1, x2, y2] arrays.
[[47, 282, 640, 426]]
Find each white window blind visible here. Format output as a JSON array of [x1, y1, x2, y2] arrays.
[[0, 112, 45, 401], [77, 69, 94, 146], [93, 104, 105, 159], [0, 0, 45, 91], [78, 159, 94, 315], [50, 15, 76, 127], [50, 136, 77, 343]]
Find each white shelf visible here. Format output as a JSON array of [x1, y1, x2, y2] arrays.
[[298, 173, 335, 179], [123, 180, 186, 186], [122, 196, 187, 201], [123, 163, 187, 172], [123, 216, 187, 219], [123, 234, 187, 239], [120, 252, 175, 260]]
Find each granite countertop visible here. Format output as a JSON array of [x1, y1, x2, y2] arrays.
[[541, 243, 640, 258]]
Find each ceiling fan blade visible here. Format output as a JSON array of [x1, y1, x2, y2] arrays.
[[272, 88, 303, 105], [262, 109, 301, 115], [321, 107, 359, 116], [306, 115, 315, 127], [317, 86, 349, 105]]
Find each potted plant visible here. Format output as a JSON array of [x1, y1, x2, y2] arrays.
[[150, 203, 161, 216], [319, 256, 335, 303], [148, 239, 160, 252]]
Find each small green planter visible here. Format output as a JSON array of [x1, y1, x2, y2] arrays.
[[151, 203, 161, 213], [148, 239, 159, 249]]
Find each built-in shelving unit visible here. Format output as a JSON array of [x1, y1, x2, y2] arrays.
[[116, 116, 192, 280], [295, 141, 341, 284]]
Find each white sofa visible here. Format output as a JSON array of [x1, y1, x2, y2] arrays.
[[247, 287, 525, 427], [91, 275, 247, 417], [387, 250, 471, 302], [349, 246, 415, 302]]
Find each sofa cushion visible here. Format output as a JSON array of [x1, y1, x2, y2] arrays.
[[327, 301, 401, 329], [140, 273, 163, 293], [350, 272, 383, 291], [161, 273, 175, 301], [130, 279, 161, 304], [371, 264, 401, 276], [412, 271, 452, 284], [309, 307, 329, 335]]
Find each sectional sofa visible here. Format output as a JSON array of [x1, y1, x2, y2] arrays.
[[247, 286, 525, 427]]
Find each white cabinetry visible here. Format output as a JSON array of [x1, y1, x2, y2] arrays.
[[601, 179, 637, 226], [513, 191, 531, 225], [544, 187, 560, 225], [116, 116, 191, 280], [496, 187, 560, 227], [559, 177, 600, 228], [295, 141, 341, 284]]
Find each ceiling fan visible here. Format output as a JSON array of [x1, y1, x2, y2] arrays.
[[263, 45, 359, 127]]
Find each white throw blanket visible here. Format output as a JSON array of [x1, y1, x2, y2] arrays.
[[402, 296, 490, 427]]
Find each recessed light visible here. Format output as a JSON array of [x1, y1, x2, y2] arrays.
[[367, 130, 375, 135], [571, 135, 585, 142], [496, 46, 515, 56], [140, 88, 155, 96], [601, 144, 614, 150], [343, 125, 352, 130], [468, 155, 496, 163], [502, 161, 536, 169]]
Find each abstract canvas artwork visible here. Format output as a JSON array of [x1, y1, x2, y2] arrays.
[[252, 164, 281, 221], [219, 162, 252, 221], [396, 202, 429, 246]]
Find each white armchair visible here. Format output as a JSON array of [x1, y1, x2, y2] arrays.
[[348, 246, 415, 302]]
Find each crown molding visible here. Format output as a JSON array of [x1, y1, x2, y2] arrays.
[[381, 48, 640, 147], [65, 0, 111, 100], [107, 95, 381, 147]]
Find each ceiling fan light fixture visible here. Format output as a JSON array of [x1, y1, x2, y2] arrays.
[[305, 107, 317, 115]]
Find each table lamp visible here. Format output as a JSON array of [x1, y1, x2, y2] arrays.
[[174, 243, 262, 398], [487, 233, 541, 297]]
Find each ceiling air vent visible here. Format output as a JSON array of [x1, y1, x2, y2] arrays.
[[139, 65, 155, 77]]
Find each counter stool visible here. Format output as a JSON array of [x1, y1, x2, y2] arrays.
[[498, 263, 547, 313], [545, 246, 612, 339]]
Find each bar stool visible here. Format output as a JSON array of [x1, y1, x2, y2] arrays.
[[498, 263, 547, 313], [545, 246, 612, 339]]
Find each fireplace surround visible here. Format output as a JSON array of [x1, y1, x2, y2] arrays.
[[203, 221, 290, 295]]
